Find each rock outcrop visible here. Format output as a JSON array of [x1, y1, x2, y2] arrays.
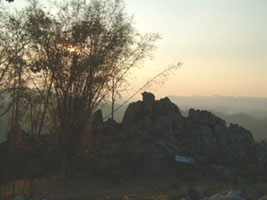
[[88, 92, 266, 179]]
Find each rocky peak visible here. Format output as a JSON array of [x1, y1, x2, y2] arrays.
[[122, 92, 183, 130], [142, 91, 155, 114]]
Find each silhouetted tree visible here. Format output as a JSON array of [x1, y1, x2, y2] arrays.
[[0, 8, 32, 196], [17, 0, 159, 183], [0, 8, 28, 117]]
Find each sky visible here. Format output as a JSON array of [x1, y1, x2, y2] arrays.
[[2, 0, 267, 98], [125, 0, 267, 98]]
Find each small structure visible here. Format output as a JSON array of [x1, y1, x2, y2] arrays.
[[175, 155, 195, 164]]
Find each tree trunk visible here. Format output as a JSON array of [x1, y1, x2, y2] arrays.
[[111, 97, 115, 120], [62, 148, 72, 185], [62, 149, 75, 185], [111, 79, 115, 120], [60, 125, 84, 184], [37, 76, 54, 136], [61, 142, 77, 184], [62, 149, 67, 184]]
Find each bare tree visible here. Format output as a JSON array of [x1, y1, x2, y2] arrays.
[[0, 5, 49, 134], [15, 0, 160, 183], [0, 7, 28, 118], [0, 7, 31, 196]]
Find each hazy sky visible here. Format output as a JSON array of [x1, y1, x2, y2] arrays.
[[2, 0, 267, 98], [125, 0, 267, 98]]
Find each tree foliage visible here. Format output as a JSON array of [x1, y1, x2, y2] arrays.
[[11, 0, 160, 183]]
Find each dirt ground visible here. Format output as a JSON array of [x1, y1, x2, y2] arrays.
[[30, 175, 178, 200], [2, 173, 267, 200], [1, 174, 181, 200]]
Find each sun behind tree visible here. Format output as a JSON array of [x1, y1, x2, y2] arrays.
[[5, 0, 160, 183], [67, 47, 76, 53]]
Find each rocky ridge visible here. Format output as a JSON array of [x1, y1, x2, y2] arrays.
[[88, 92, 267, 179]]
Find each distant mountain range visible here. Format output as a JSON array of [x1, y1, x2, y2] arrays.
[[169, 95, 267, 119]]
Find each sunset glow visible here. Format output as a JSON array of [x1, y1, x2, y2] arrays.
[[5, 0, 267, 98], [125, 0, 267, 98], [67, 47, 77, 53]]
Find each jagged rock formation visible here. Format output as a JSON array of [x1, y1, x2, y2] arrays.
[[87, 92, 267, 180], [122, 92, 254, 157]]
